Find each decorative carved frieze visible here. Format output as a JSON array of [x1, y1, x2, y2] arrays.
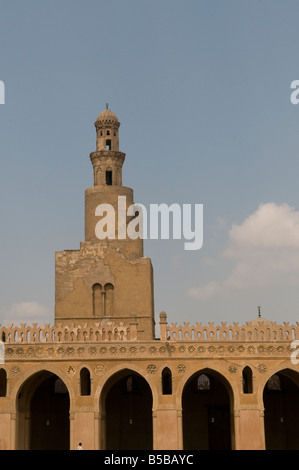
[[1, 342, 292, 362]]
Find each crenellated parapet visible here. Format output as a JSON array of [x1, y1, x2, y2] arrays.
[[0, 318, 138, 345], [159, 312, 299, 342]]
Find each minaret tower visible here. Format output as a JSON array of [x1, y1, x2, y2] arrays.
[[55, 106, 155, 340]]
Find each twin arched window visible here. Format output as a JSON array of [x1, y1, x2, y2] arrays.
[[92, 283, 114, 317]]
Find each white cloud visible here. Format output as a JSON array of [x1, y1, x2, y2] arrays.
[[227, 202, 299, 252], [188, 202, 299, 300], [1, 301, 52, 326]]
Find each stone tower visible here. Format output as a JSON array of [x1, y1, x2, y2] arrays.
[[54, 106, 155, 340]]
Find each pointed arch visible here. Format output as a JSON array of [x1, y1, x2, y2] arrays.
[[92, 283, 103, 317], [162, 367, 172, 395], [100, 368, 153, 450], [181, 368, 234, 450], [242, 366, 253, 394], [16, 370, 70, 450], [104, 283, 114, 316], [80, 367, 91, 396], [263, 368, 299, 449]]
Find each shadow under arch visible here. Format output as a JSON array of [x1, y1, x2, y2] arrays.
[[263, 367, 299, 450], [99, 368, 153, 450], [16, 369, 71, 450], [181, 367, 234, 450]]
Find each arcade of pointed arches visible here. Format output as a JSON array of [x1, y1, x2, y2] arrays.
[[1, 362, 298, 450]]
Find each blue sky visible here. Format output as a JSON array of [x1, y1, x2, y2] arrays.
[[1, 0, 299, 328]]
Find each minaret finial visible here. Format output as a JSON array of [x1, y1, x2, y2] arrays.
[[105, 102, 109, 110], [257, 306, 261, 318]]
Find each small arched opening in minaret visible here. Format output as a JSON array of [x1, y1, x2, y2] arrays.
[[106, 139, 111, 150], [104, 283, 114, 316], [106, 170, 112, 185], [92, 283, 103, 317]]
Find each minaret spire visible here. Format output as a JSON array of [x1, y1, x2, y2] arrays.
[[85, 106, 142, 255], [90, 106, 125, 186]]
